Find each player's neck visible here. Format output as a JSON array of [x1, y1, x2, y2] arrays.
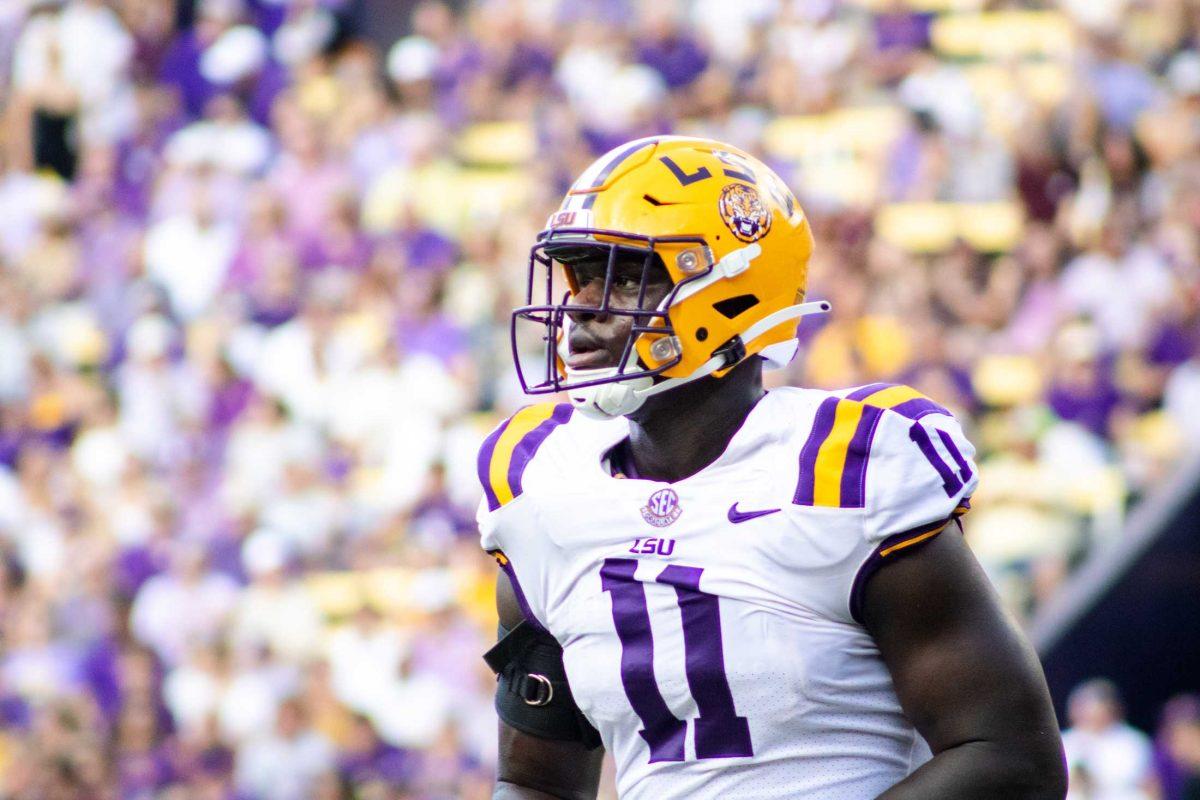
[[624, 358, 764, 483]]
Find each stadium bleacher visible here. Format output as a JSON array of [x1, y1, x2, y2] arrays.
[[0, 0, 1197, 797]]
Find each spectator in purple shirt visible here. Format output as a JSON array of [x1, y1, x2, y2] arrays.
[[635, 6, 709, 90], [1046, 323, 1126, 439], [160, 0, 245, 117]]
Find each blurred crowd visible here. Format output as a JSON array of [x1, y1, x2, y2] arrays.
[[0, 0, 1198, 797], [1063, 682, 1200, 800]]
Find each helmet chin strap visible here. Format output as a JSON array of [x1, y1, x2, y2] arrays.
[[566, 299, 831, 420]]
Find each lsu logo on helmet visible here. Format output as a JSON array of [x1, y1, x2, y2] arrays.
[[718, 183, 772, 243]]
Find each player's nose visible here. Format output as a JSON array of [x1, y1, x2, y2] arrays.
[[567, 278, 609, 323]]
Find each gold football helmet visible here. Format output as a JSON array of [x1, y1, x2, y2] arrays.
[[513, 136, 828, 419]]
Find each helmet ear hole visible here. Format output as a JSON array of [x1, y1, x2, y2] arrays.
[[696, 328, 708, 342], [712, 294, 760, 319]]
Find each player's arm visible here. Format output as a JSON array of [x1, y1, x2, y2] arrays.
[[492, 570, 604, 800], [862, 528, 1067, 800]]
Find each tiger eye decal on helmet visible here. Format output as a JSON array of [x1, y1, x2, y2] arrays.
[[718, 183, 772, 243]]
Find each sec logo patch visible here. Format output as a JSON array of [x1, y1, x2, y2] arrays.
[[641, 488, 682, 528]]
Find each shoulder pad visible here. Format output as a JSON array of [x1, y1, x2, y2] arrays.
[[477, 403, 574, 512], [793, 384, 955, 510], [843, 382, 953, 420]]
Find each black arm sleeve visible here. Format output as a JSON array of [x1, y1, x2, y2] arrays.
[[483, 621, 603, 749]]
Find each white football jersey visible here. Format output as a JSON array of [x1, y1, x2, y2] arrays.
[[477, 384, 978, 800]]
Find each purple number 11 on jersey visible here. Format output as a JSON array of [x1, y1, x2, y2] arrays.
[[600, 558, 753, 763]]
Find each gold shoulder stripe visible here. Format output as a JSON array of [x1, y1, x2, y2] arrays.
[[811, 399, 867, 507], [487, 403, 560, 508], [859, 384, 929, 409], [879, 522, 949, 558]]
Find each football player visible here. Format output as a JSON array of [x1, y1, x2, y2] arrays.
[[478, 137, 1066, 799]]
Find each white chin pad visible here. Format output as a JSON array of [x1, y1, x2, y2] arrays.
[[566, 368, 653, 420], [760, 340, 799, 370]]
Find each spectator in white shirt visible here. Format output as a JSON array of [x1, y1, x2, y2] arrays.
[[116, 314, 207, 464], [12, 0, 135, 145], [325, 605, 406, 715], [229, 529, 323, 662], [1060, 216, 1177, 351], [235, 697, 334, 800], [1064, 679, 1161, 800], [143, 185, 238, 320], [129, 544, 238, 667]]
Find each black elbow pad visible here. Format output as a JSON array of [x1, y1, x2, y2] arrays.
[[483, 621, 602, 750]]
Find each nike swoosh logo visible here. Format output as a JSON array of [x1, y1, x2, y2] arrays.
[[727, 503, 782, 524]]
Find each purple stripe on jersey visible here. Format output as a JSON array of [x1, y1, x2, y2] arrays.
[[937, 427, 973, 483], [600, 558, 687, 762], [839, 404, 885, 509], [656, 565, 753, 758], [581, 140, 658, 209], [506, 404, 573, 499], [908, 422, 963, 497], [847, 516, 956, 623], [497, 556, 549, 634], [889, 397, 951, 420], [477, 417, 513, 511], [793, 397, 840, 506], [846, 382, 893, 401]]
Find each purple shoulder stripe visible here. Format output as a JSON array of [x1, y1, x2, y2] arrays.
[[496, 556, 549, 634], [838, 404, 884, 509], [846, 382, 893, 401], [581, 140, 658, 209], [889, 396, 952, 420], [477, 417, 513, 512], [793, 397, 839, 506], [506, 404, 573, 500], [846, 383, 952, 420], [909, 423, 964, 497], [936, 427, 973, 482]]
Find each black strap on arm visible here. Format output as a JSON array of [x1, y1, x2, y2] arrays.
[[483, 621, 602, 749]]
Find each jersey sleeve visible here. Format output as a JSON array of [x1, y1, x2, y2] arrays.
[[864, 408, 977, 545], [848, 398, 978, 622], [475, 403, 575, 633]]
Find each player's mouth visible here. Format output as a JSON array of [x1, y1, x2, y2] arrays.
[[566, 330, 617, 370]]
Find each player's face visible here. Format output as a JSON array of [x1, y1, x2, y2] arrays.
[[563, 250, 673, 371]]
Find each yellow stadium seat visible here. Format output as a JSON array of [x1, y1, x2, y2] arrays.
[[957, 201, 1025, 251], [364, 567, 415, 616], [456, 121, 537, 167], [971, 354, 1045, 407], [1019, 63, 1071, 107], [875, 202, 1024, 253], [763, 108, 905, 206], [763, 108, 905, 161], [362, 160, 532, 235], [802, 161, 882, 208], [932, 11, 1075, 59], [875, 203, 957, 252], [305, 572, 366, 617], [457, 570, 499, 627]]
